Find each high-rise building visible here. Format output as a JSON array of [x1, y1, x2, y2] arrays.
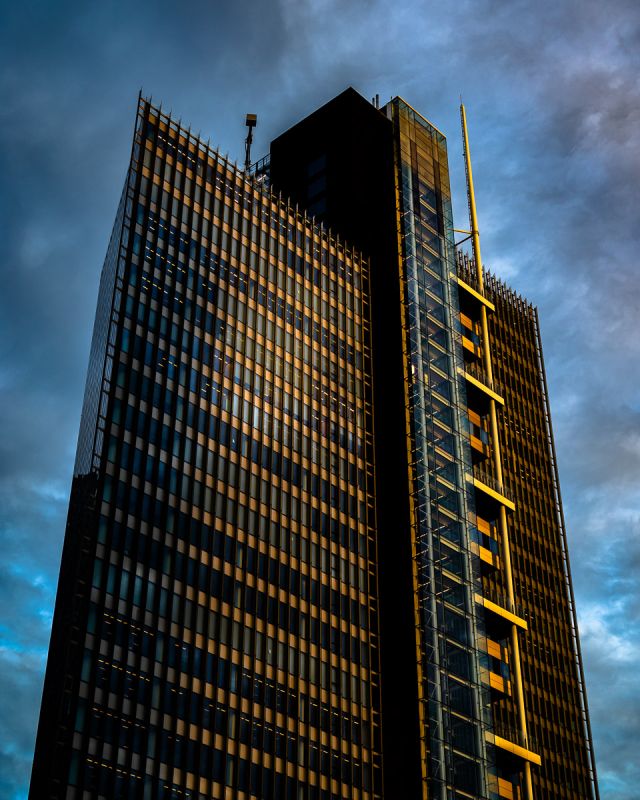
[[30, 88, 598, 800]]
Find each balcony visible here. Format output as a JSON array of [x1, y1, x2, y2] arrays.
[[487, 725, 541, 766], [472, 469, 515, 512], [454, 272, 496, 315], [476, 590, 527, 631], [463, 361, 505, 408]]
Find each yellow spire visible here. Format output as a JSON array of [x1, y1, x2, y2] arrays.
[[460, 103, 484, 292]]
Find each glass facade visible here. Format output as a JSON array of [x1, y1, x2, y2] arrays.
[[31, 98, 380, 800], [389, 99, 493, 799]]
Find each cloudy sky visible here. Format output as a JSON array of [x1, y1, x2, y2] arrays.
[[1, 0, 638, 796]]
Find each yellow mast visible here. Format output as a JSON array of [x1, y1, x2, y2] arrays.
[[460, 104, 535, 800]]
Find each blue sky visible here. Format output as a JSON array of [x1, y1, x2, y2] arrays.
[[1, 0, 638, 797]]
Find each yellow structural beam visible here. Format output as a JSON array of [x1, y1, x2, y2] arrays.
[[463, 370, 505, 406], [487, 733, 542, 767], [462, 102, 536, 799], [472, 476, 516, 511], [454, 274, 496, 311], [476, 593, 528, 630]]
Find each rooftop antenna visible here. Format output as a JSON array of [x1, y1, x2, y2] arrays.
[[244, 113, 257, 171], [460, 103, 484, 292]]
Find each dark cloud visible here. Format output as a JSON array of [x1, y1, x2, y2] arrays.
[[1, 0, 638, 796], [0, 646, 47, 800]]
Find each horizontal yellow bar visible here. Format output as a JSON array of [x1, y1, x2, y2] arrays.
[[454, 275, 496, 312], [475, 593, 527, 630], [487, 732, 542, 766], [464, 371, 505, 406], [472, 477, 515, 511]]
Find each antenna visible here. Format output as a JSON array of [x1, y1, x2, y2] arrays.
[[244, 113, 257, 171], [460, 103, 484, 292]]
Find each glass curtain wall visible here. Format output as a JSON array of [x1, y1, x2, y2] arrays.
[[387, 99, 494, 800], [31, 97, 381, 800]]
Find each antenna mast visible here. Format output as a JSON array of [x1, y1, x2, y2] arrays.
[[460, 104, 484, 292], [244, 113, 257, 171], [460, 102, 536, 800]]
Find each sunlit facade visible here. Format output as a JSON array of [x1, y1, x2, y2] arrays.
[[31, 88, 598, 800], [31, 97, 380, 800]]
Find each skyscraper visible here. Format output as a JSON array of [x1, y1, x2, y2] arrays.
[[30, 88, 598, 800]]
